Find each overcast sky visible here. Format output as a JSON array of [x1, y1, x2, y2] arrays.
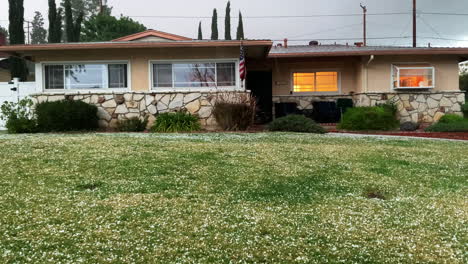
[[0, 0, 467, 47]]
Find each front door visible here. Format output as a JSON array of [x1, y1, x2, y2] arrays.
[[246, 71, 273, 123]]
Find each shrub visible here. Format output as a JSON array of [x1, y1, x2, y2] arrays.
[[36, 100, 98, 132], [151, 111, 201, 133], [212, 93, 256, 131], [0, 98, 37, 134], [462, 103, 468, 118], [117, 116, 149, 132], [338, 105, 399, 131], [438, 114, 465, 124], [400, 122, 420, 132], [268, 115, 327, 134], [425, 120, 468, 132]]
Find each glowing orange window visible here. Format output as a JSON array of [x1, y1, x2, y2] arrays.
[[293, 72, 338, 93]]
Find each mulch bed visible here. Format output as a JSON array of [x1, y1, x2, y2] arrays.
[[329, 130, 468, 141]]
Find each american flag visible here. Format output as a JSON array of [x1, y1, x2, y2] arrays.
[[239, 46, 246, 81]]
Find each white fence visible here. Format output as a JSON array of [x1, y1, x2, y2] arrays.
[[0, 82, 37, 130]]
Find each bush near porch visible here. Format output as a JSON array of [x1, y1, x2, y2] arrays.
[[338, 103, 399, 131], [0, 133, 466, 263]]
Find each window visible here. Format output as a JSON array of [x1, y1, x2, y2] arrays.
[[152, 61, 237, 89], [44, 63, 128, 90], [393, 66, 434, 89], [293, 71, 339, 93]]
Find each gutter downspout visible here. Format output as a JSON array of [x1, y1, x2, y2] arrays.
[[364, 55, 375, 93]]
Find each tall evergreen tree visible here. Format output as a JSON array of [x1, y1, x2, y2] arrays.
[[8, 0, 28, 81], [236, 11, 244, 40], [198, 21, 203, 40], [48, 0, 63, 43], [224, 1, 231, 40], [31, 12, 47, 44], [65, 0, 84, 42], [211, 9, 218, 40]]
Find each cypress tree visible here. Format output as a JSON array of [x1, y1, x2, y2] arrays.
[[225, 1, 231, 40], [236, 11, 244, 40], [198, 21, 203, 40], [48, 0, 63, 43], [64, 0, 84, 42], [8, 0, 28, 81], [211, 9, 218, 40]]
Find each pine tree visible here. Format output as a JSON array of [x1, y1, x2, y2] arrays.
[[8, 0, 28, 81], [225, 1, 231, 40], [65, 0, 84, 42], [31, 12, 47, 44], [48, 0, 63, 43], [198, 21, 203, 40], [236, 11, 244, 40], [211, 9, 218, 40]]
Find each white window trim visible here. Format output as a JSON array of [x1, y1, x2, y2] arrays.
[[40, 60, 131, 93], [391, 65, 435, 90], [290, 69, 342, 95], [149, 59, 242, 92]]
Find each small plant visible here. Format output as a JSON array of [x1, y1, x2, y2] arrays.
[[151, 111, 201, 133], [338, 104, 399, 131], [0, 98, 37, 134], [268, 115, 327, 133], [461, 103, 468, 118], [117, 116, 149, 132], [36, 100, 99, 132], [212, 93, 256, 131], [400, 122, 420, 132], [438, 114, 465, 124], [363, 186, 389, 200]]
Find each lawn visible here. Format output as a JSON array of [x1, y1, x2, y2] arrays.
[[0, 133, 466, 263]]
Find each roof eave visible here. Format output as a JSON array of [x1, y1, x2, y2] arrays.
[[0, 40, 273, 53]]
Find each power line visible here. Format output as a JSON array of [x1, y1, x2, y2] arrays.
[[126, 12, 411, 19], [420, 12, 468, 16]]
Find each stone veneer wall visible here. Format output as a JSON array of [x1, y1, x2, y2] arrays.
[[273, 91, 466, 123], [31, 92, 250, 130]]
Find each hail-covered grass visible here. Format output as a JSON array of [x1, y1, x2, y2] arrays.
[[0, 133, 466, 263]]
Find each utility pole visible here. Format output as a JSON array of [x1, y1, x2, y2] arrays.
[[360, 3, 367, 46], [25, 21, 31, 44], [413, 0, 417, 47]]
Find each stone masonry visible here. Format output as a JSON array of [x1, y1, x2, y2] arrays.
[[32, 91, 250, 130], [273, 91, 466, 124]]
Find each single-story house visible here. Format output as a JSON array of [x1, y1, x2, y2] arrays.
[[0, 29, 466, 128]]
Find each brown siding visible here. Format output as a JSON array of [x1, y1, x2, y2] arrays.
[[366, 55, 461, 92]]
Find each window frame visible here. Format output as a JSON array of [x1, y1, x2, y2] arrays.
[[391, 65, 435, 90], [41, 60, 131, 92], [290, 69, 341, 95], [149, 59, 241, 92]]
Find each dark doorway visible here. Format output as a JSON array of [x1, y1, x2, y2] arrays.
[[247, 71, 273, 123]]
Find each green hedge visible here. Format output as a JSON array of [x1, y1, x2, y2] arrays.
[[425, 120, 468, 132], [36, 100, 99, 132], [338, 105, 399, 131], [438, 114, 465, 124], [268, 115, 327, 134]]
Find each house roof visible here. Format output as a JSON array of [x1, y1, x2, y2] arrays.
[[112, 29, 192, 41], [269, 44, 468, 58], [0, 40, 273, 53]]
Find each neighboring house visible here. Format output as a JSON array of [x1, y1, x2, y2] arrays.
[[0, 29, 466, 129]]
